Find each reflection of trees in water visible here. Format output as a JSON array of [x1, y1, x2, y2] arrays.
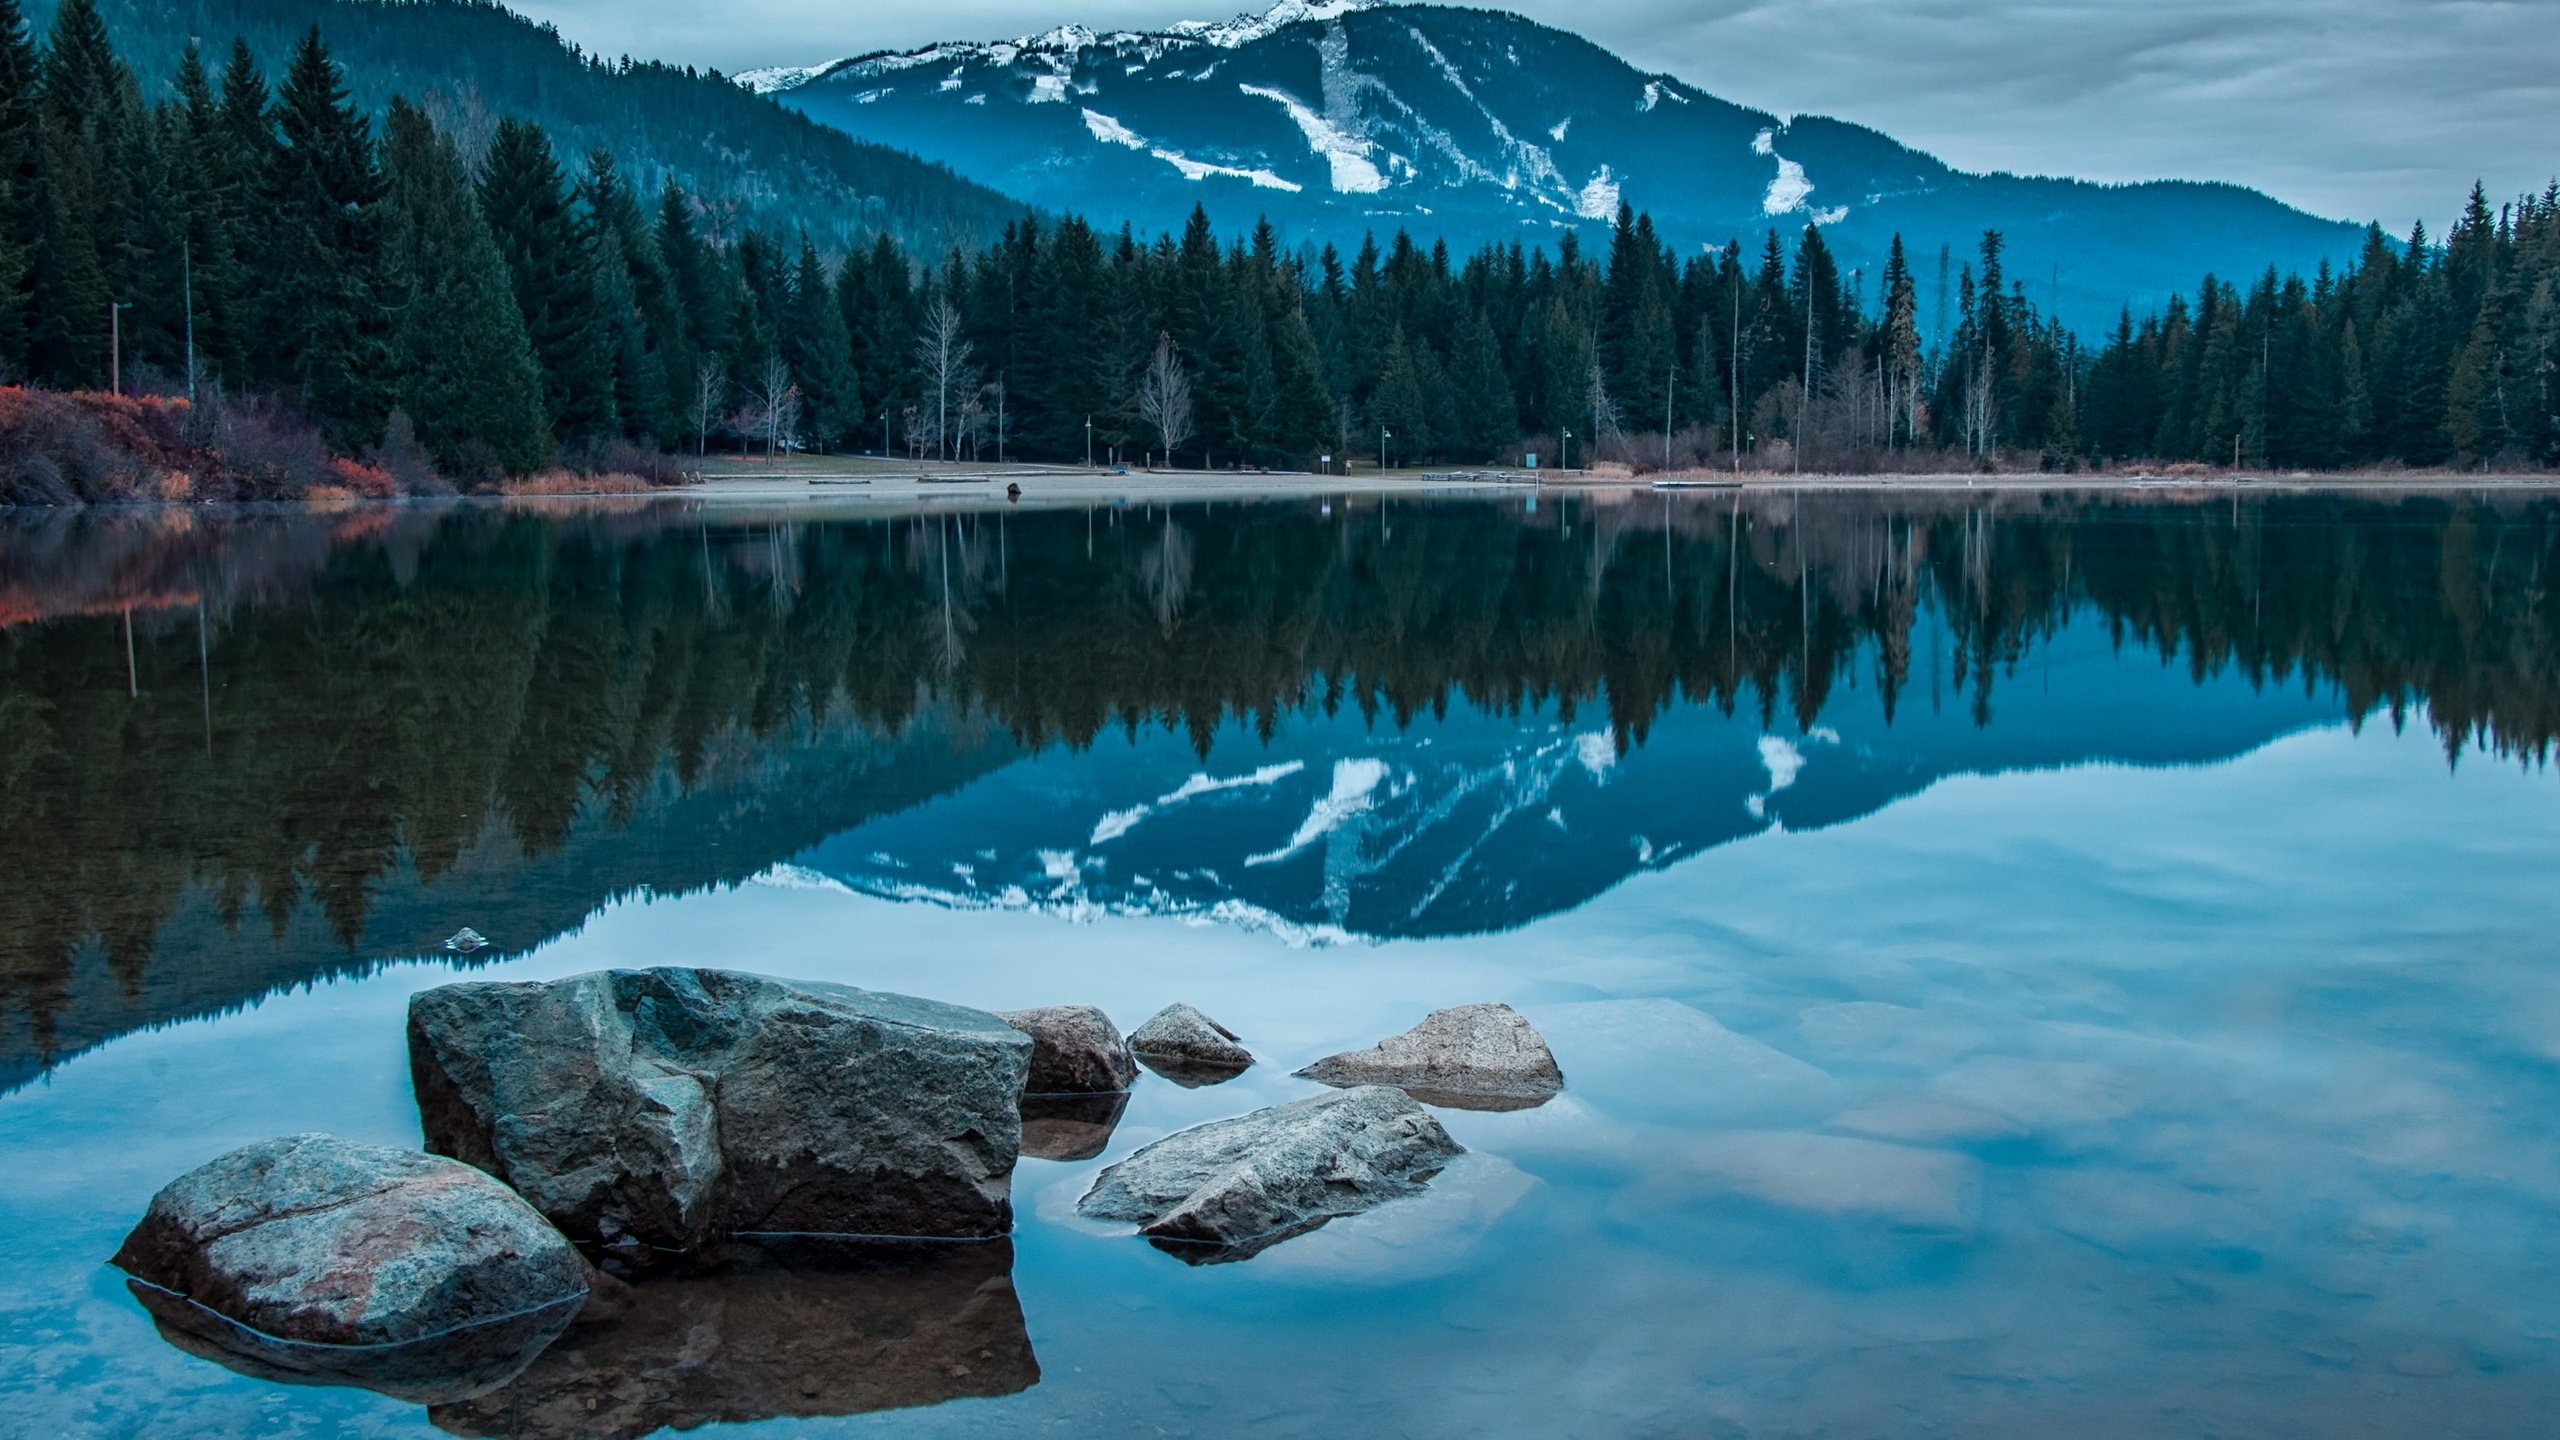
[[2, 492, 2556, 1082], [1138, 515, 1193, 636]]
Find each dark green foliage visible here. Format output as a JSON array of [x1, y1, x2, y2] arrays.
[[35, 0, 1024, 257], [253, 28, 387, 438], [4, 0, 2550, 480], [378, 98, 544, 475], [480, 117, 616, 446], [2081, 187, 2560, 470]]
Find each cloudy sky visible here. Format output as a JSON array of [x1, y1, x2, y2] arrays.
[[508, 0, 2558, 228]]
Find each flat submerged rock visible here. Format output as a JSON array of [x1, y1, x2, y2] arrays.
[[1078, 1086, 1464, 1263], [1296, 1002, 1564, 1110]]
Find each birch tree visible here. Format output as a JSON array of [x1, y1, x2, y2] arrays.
[[914, 297, 975, 462], [1136, 332, 1194, 466]]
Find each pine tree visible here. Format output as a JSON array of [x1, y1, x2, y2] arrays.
[[479, 117, 617, 446], [255, 28, 388, 435], [583, 151, 686, 445], [1449, 306, 1513, 461], [27, 0, 128, 386], [1879, 235, 1921, 446], [0, 0, 38, 375], [783, 237, 859, 451], [378, 98, 545, 475], [1370, 324, 1429, 462]]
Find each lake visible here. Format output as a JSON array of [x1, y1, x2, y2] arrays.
[[4, 488, 2558, 1438]]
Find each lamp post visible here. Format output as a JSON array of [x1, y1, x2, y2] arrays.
[[1562, 427, 1573, 473], [1085, 415, 1094, 468], [880, 412, 889, 460], [1380, 428, 1392, 474], [110, 301, 131, 397]]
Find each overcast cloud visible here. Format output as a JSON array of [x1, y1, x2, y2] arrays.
[[506, 0, 2560, 229]]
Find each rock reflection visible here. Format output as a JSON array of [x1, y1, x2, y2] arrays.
[[1133, 1052, 1253, 1089], [1020, 1090, 1132, 1161], [129, 1283, 584, 1407], [429, 1237, 1037, 1438]]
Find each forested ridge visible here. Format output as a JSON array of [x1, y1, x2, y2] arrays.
[[0, 0, 2553, 502]]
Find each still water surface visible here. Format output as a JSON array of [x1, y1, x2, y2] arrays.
[[3, 491, 2558, 1437]]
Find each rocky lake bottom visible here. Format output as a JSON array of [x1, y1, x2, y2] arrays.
[[4, 493, 2558, 1436]]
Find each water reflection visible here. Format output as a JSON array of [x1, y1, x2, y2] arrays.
[[128, 1283, 584, 1408], [429, 1237, 1036, 1438], [2, 492, 2555, 1096], [1019, 1091, 1133, 1162]]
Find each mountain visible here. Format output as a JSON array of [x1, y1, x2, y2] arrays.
[[750, 0, 2365, 333], [33, 0, 1027, 255]]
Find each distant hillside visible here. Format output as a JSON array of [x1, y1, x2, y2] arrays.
[[34, 0, 1029, 256], [754, 0, 2366, 332]]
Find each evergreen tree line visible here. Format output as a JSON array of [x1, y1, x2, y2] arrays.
[[2085, 187, 2560, 469], [2, 2, 2551, 481]]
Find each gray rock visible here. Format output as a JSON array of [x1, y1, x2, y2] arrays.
[[429, 1237, 1037, 1439], [1295, 1002, 1564, 1111], [409, 969, 1033, 1251], [1128, 1003, 1254, 1088], [996, 1004, 1137, 1093], [1078, 1086, 1464, 1262], [110, 1134, 587, 1404]]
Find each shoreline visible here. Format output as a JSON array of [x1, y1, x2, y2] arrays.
[[8, 460, 2560, 515]]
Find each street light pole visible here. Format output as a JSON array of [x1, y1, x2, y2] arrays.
[[1085, 416, 1093, 468], [1380, 428, 1392, 474], [1562, 428, 1573, 473], [110, 301, 131, 396]]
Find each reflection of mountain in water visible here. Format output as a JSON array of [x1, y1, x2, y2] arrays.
[[801, 611, 2342, 940], [3, 494, 2554, 1085]]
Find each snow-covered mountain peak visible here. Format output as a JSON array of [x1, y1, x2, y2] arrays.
[[1170, 0, 1386, 48]]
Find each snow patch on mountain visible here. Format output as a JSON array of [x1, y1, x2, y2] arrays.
[[1763, 157, 1814, 216], [1549, 117, 1570, 141], [1241, 82, 1385, 194], [1157, 149, 1305, 191], [1639, 80, 1688, 112], [1172, 0, 1385, 48], [1083, 108, 1146, 148], [1576, 166, 1621, 220], [735, 62, 838, 95]]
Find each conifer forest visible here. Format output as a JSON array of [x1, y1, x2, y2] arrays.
[[1, 0, 2555, 500]]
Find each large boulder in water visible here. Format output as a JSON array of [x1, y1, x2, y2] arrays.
[[1128, 1002, 1255, 1087], [1296, 1002, 1564, 1110], [996, 1004, 1137, 1093], [430, 1237, 1037, 1439], [408, 969, 1033, 1251], [110, 1134, 588, 1404], [1078, 1087, 1463, 1262]]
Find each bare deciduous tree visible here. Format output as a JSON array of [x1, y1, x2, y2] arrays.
[[1136, 332, 1194, 467], [914, 297, 977, 463], [691, 356, 725, 458], [746, 355, 801, 459]]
